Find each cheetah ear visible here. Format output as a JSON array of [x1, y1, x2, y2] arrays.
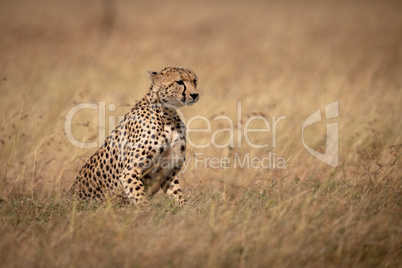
[[147, 70, 159, 83]]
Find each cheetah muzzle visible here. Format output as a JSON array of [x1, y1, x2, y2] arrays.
[[70, 67, 199, 207]]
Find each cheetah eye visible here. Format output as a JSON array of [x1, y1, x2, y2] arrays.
[[193, 79, 197, 86], [176, 80, 184, 86]]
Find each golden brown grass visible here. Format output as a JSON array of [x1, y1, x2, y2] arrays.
[[0, 0, 401, 267]]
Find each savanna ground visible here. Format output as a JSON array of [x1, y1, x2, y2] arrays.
[[0, 0, 401, 267]]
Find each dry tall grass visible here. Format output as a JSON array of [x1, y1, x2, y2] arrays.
[[0, 0, 401, 267]]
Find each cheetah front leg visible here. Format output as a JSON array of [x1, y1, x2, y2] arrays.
[[120, 167, 149, 207], [161, 167, 187, 206]]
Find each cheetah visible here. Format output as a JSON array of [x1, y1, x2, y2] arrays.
[[70, 67, 199, 207]]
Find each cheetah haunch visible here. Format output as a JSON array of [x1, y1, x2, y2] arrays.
[[70, 67, 199, 207]]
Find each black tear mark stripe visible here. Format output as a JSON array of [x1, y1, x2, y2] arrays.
[[181, 81, 187, 103], [182, 86, 186, 103], [181, 82, 187, 92]]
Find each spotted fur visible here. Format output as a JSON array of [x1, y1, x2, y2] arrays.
[[70, 67, 199, 207]]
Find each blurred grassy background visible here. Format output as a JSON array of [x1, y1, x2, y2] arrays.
[[0, 0, 401, 267]]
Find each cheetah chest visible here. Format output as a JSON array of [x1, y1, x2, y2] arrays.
[[145, 124, 186, 195]]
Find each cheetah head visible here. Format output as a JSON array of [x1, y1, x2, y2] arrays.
[[147, 67, 199, 108]]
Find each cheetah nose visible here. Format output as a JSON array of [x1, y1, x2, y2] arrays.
[[190, 93, 199, 100]]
